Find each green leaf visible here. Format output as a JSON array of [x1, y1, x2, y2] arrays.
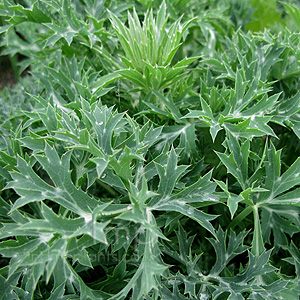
[[154, 147, 189, 200], [154, 200, 217, 237], [208, 227, 248, 275], [215, 179, 244, 218], [7, 144, 99, 215], [110, 146, 144, 181]]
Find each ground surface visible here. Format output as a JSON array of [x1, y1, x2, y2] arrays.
[[0, 57, 16, 89]]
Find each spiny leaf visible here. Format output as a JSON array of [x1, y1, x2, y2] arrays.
[[7, 144, 99, 214]]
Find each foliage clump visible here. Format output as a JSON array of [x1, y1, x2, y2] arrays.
[[0, 0, 300, 299]]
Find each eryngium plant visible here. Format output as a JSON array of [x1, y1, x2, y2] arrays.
[[0, 0, 300, 299], [108, 1, 199, 92]]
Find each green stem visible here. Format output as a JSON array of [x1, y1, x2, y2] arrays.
[[251, 205, 265, 256], [229, 205, 253, 229]]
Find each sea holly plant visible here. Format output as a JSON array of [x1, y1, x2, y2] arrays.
[[0, 0, 300, 299], [91, 1, 200, 95]]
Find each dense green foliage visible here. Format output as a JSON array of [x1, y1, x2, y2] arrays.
[[0, 0, 300, 299]]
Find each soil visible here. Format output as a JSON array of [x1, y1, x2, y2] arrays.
[[0, 57, 16, 89]]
